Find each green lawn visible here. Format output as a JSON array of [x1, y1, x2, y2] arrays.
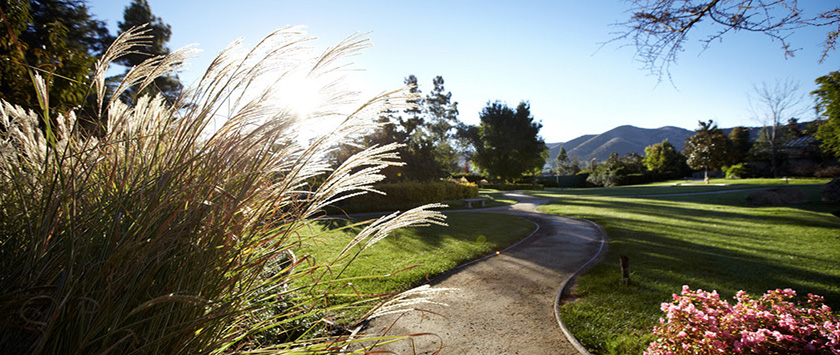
[[537, 180, 840, 354], [532, 177, 830, 198], [298, 211, 536, 297]]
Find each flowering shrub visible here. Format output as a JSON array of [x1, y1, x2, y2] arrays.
[[646, 286, 840, 354]]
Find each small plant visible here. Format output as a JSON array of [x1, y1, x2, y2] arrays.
[[646, 286, 840, 354], [816, 166, 840, 178], [0, 26, 449, 353], [725, 163, 751, 179]]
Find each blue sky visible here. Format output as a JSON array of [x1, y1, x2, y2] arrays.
[[86, 0, 838, 143]]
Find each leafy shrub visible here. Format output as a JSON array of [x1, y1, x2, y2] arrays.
[[449, 173, 485, 183], [586, 170, 624, 187], [646, 286, 840, 354], [536, 175, 588, 188], [725, 163, 752, 179], [816, 166, 840, 178], [335, 181, 478, 213], [0, 28, 447, 353], [618, 172, 659, 186], [482, 183, 543, 191]]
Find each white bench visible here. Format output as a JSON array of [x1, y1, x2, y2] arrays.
[[463, 198, 487, 208]]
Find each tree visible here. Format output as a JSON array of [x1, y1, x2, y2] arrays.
[[0, 0, 111, 114], [814, 70, 840, 158], [751, 79, 806, 177], [112, 0, 181, 104], [726, 126, 752, 166], [467, 101, 547, 181], [333, 74, 462, 182], [684, 120, 730, 183], [617, 1, 840, 77], [554, 146, 573, 175], [585, 152, 646, 187], [643, 139, 688, 178], [424, 76, 460, 173]]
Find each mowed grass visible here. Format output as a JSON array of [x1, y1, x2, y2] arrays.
[[537, 180, 840, 354], [298, 212, 536, 297], [532, 177, 830, 198]]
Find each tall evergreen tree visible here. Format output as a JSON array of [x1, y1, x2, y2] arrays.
[[468, 101, 547, 181], [424, 76, 460, 173], [112, 0, 181, 103], [554, 146, 573, 175]]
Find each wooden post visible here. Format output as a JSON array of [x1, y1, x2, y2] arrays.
[[620, 255, 630, 285]]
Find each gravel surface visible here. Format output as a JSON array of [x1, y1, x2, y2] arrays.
[[354, 192, 605, 354]]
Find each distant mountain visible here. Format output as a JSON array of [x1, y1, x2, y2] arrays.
[[546, 125, 694, 165], [545, 124, 777, 167]]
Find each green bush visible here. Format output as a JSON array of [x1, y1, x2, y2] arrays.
[[725, 163, 751, 179], [617, 172, 658, 186], [449, 173, 485, 183], [536, 175, 588, 188], [336, 181, 479, 213], [0, 28, 446, 353], [586, 170, 620, 187], [481, 183, 543, 191]]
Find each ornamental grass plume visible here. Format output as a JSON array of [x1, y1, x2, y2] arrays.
[[0, 26, 448, 354]]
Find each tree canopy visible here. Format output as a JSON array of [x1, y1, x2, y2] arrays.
[[333, 74, 462, 181], [814, 70, 840, 158], [643, 139, 688, 178], [467, 101, 547, 181], [424, 76, 460, 173], [554, 146, 580, 175], [727, 126, 752, 165], [684, 120, 730, 181], [0, 0, 111, 114], [112, 0, 181, 104]]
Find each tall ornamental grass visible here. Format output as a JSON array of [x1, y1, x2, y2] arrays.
[[0, 26, 447, 354]]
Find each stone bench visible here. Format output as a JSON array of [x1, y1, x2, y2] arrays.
[[463, 198, 487, 208]]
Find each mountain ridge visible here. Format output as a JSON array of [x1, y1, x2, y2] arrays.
[[546, 125, 696, 165]]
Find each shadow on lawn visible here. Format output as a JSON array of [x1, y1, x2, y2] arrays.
[[616, 225, 840, 308], [543, 195, 840, 309]]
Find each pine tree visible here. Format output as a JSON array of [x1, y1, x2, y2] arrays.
[[554, 146, 571, 175], [112, 0, 181, 103], [469, 101, 547, 181], [424, 76, 460, 173]]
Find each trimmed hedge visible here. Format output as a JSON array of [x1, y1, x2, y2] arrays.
[[334, 181, 479, 213], [481, 183, 543, 191], [537, 175, 588, 188]]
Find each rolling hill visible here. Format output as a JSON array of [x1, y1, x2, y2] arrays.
[[546, 125, 695, 165]]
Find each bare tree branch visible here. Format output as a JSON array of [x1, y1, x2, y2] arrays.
[[616, 0, 839, 79]]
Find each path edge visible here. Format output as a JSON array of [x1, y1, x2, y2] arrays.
[[553, 217, 608, 355]]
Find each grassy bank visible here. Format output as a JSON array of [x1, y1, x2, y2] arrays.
[[537, 181, 840, 354], [299, 211, 536, 298]]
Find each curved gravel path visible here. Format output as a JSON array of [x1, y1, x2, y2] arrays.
[[357, 192, 606, 354]]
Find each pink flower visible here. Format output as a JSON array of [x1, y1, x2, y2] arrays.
[[704, 331, 717, 339], [647, 286, 840, 354]]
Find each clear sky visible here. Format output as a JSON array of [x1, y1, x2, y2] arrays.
[[86, 0, 838, 143]]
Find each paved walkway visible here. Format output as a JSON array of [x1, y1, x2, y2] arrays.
[[356, 192, 606, 354]]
